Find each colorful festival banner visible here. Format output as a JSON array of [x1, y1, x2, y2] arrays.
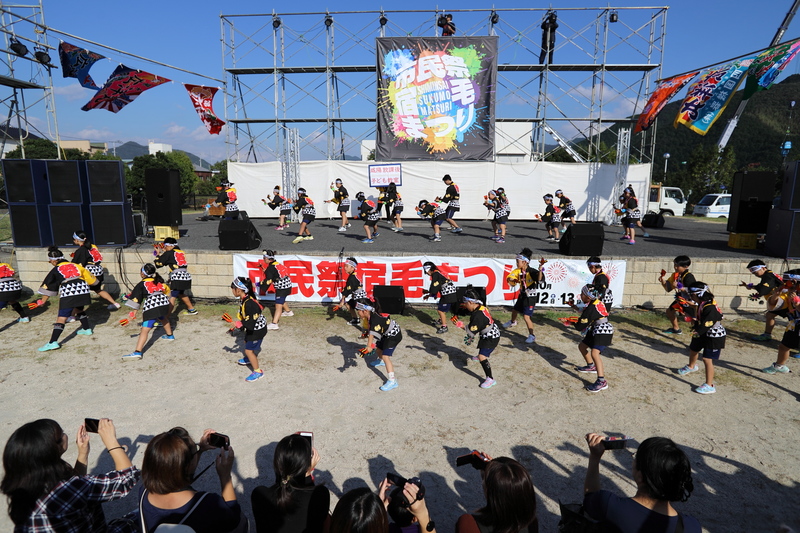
[[674, 58, 753, 135], [81, 64, 171, 113], [376, 37, 498, 161], [634, 71, 697, 133], [743, 38, 800, 100], [58, 42, 105, 90], [232, 254, 626, 308], [184, 84, 226, 135]]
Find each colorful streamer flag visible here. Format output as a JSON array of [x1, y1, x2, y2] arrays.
[[184, 84, 226, 134], [58, 41, 105, 90], [743, 37, 800, 100], [634, 71, 698, 133], [81, 64, 171, 113], [674, 57, 754, 136]]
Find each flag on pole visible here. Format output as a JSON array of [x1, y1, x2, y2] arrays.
[[634, 71, 698, 133], [743, 37, 800, 99], [184, 84, 226, 134], [81, 65, 171, 113], [58, 42, 105, 90]]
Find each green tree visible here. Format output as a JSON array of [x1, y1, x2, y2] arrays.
[[196, 179, 218, 197], [3, 138, 88, 160], [128, 151, 198, 200], [667, 145, 737, 204], [210, 160, 228, 182]]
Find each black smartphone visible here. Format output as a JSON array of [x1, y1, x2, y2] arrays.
[[298, 431, 313, 448], [84, 418, 100, 433], [386, 472, 407, 486], [602, 436, 631, 450], [455, 450, 489, 470], [208, 433, 230, 449]]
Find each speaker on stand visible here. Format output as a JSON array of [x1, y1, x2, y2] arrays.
[[558, 223, 604, 256], [373, 285, 406, 315]]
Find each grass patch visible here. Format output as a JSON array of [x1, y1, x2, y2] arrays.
[[0, 213, 11, 242]]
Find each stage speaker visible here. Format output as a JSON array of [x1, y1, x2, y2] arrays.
[[2, 159, 49, 203], [46, 160, 83, 203], [765, 208, 800, 259], [90, 204, 136, 245], [558, 223, 604, 256], [728, 170, 779, 233], [85, 160, 126, 203], [641, 213, 665, 228], [373, 285, 405, 315], [9, 204, 51, 246], [49, 204, 88, 246], [453, 286, 487, 316], [781, 161, 800, 211], [132, 213, 145, 237], [145, 168, 183, 226], [218, 218, 262, 250]]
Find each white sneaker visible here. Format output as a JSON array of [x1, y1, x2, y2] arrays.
[[338, 226, 347, 232], [267, 323, 280, 330], [281, 311, 294, 317], [65, 316, 76, 323], [525, 334, 536, 344], [502, 320, 517, 328]]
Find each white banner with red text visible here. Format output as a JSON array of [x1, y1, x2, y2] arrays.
[[233, 254, 626, 308]]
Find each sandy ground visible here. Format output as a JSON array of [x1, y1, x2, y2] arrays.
[[0, 301, 798, 533]]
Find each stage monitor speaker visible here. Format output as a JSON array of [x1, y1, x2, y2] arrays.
[[46, 160, 83, 203], [86, 160, 126, 203], [558, 223, 604, 256], [727, 200, 773, 233], [453, 286, 487, 316], [728, 170, 779, 233], [780, 161, 800, 211], [373, 285, 405, 315], [641, 213, 665, 228], [145, 168, 183, 226], [765, 208, 800, 259], [90, 204, 136, 245], [218, 218, 262, 250], [2, 159, 49, 204], [9, 204, 51, 247], [49, 204, 88, 246]]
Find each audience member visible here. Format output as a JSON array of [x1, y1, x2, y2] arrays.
[[380, 476, 436, 533], [330, 487, 388, 533]]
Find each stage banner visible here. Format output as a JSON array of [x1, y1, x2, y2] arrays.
[[743, 37, 800, 100], [375, 36, 498, 161], [233, 254, 626, 308], [674, 58, 753, 135], [634, 71, 698, 133]]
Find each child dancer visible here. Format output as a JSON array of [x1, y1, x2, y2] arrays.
[[154, 238, 198, 315], [0, 262, 29, 323], [555, 189, 576, 229], [436, 174, 462, 233], [503, 248, 546, 344], [231, 276, 268, 382], [483, 190, 508, 243], [415, 199, 447, 242], [71, 230, 120, 310], [356, 192, 381, 243], [356, 299, 403, 391], [741, 259, 785, 342], [540, 194, 561, 241], [456, 287, 501, 389], [337, 257, 367, 325], [586, 257, 614, 308], [123, 264, 175, 361], [265, 185, 292, 230], [325, 178, 351, 232], [659, 255, 696, 334], [619, 186, 641, 244], [422, 262, 458, 334], [389, 185, 405, 232], [762, 269, 800, 375], [291, 188, 316, 244], [36, 247, 98, 351], [677, 282, 726, 394], [571, 284, 613, 393], [260, 250, 293, 330], [214, 179, 239, 220]]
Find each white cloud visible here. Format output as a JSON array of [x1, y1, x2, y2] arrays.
[[53, 83, 91, 102], [163, 123, 187, 136]]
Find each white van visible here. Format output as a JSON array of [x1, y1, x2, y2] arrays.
[[692, 193, 731, 218], [649, 185, 687, 216]]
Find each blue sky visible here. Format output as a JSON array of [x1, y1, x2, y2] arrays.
[[10, 0, 800, 163]]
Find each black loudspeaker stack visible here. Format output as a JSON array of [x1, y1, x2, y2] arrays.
[[727, 170, 777, 234], [145, 168, 183, 226], [766, 161, 800, 259], [218, 212, 262, 250], [558, 223, 604, 256], [373, 285, 405, 315], [3, 160, 52, 246]]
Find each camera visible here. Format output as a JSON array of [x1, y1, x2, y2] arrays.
[[84, 418, 100, 433], [208, 432, 230, 449], [455, 450, 490, 470], [386, 472, 425, 505], [602, 436, 631, 450]]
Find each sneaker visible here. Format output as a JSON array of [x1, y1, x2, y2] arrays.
[[107, 303, 121, 310], [762, 363, 791, 374], [525, 334, 536, 344], [547, 236, 555, 240], [395, 227, 404, 232], [349, 318, 361, 326], [303, 236, 314, 241], [17, 317, 30, 323], [373, 232, 380, 238], [452, 227, 463, 233], [628, 240, 636, 245], [663, 328, 682, 335], [361, 238, 374, 244], [436, 325, 448, 334], [281, 311, 294, 317], [292, 236, 304, 244], [433, 236, 442, 242], [620, 235, 630, 240], [554, 238, 560, 243], [380, 379, 398, 391], [496, 238, 506, 244], [185, 308, 198, 315], [76, 328, 93, 336], [677, 364, 699, 376], [267, 323, 280, 330], [122, 351, 142, 361], [751, 333, 772, 342], [480, 377, 497, 389], [237, 357, 249, 366], [160, 334, 175, 340], [576, 363, 597, 373], [338, 226, 347, 232], [695, 383, 716, 394], [643, 232, 651, 237], [245, 371, 264, 382], [274, 225, 284, 231], [369, 358, 385, 367], [470, 355, 480, 361], [65, 316, 76, 323], [586, 379, 608, 392], [502, 320, 517, 328], [490, 235, 500, 241], [38, 341, 60, 352], [346, 223, 351, 228]]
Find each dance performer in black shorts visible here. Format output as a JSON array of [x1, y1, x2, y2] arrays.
[[422, 262, 458, 334], [154, 238, 198, 316], [356, 299, 403, 392], [72, 230, 120, 310], [456, 287, 501, 389], [0, 262, 28, 323]]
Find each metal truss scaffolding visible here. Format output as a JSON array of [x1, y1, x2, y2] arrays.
[[221, 6, 666, 166]]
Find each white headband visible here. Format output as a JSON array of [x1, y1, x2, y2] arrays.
[[748, 265, 764, 273], [462, 296, 481, 304], [49, 254, 65, 262], [72, 233, 85, 242], [346, 259, 358, 269], [141, 267, 149, 275], [587, 262, 602, 267], [355, 302, 374, 312], [688, 284, 709, 297], [233, 278, 249, 291], [516, 254, 530, 263]]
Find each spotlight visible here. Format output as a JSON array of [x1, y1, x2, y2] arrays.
[[324, 15, 333, 27], [609, 10, 619, 23], [437, 15, 448, 27], [34, 47, 51, 65], [379, 14, 388, 26], [272, 17, 281, 29], [9, 38, 28, 57], [490, 11, 499, 25]]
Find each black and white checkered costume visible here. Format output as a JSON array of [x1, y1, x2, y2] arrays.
[[367, 311, 402, 350], [125, 278, 171, 321], [0, 275, 22, 302], [689, 300, 726, 352], [342, 273, 367, 303], [39, 262, 98, 310], [263, 260, 293, 299], [154, 249, 192, 291], [576, 299, 614, 348], [467, 305, 501, 351]]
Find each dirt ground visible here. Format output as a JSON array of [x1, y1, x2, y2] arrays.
[[0, 301, 798, 533]]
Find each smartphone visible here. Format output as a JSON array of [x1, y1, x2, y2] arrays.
[[298, 431, 313, 448], [84, 418, 100, 433], [455, 450, 489, 470], [386, 472, 407, 486], [602, 436, 631, 450], [208, 433, 230, 449]]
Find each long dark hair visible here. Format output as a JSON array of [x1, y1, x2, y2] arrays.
[[74, 230, 93, 249], [635, 437, 693, 502], [231, 276, 257, 299], [476, 457, 538, 533], [1, 419, 73, 525], [272, 434, 313, 511], [330, 487, 388, 533], [141, 263, 165, 285]]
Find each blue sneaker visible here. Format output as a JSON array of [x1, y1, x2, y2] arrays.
[[677, 364, 699, 376], [480, 377, 497, 389], [361, 238, 374, 244], [76, 328, 93, 335], [245, 371, 264, 382], [380, 379, 398, 391], [369, 358, 385, 367], [237, 358, 249, 366], [17, 317, 30, 323], [695, 383, 716, 394], [38, 342, 60, 352], [122, 351, 143, 361], [373, 232, 380, 238], [160, 334, 175, 340]]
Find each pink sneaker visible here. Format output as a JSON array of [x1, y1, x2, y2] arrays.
[[628, 240, 636, 245]]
